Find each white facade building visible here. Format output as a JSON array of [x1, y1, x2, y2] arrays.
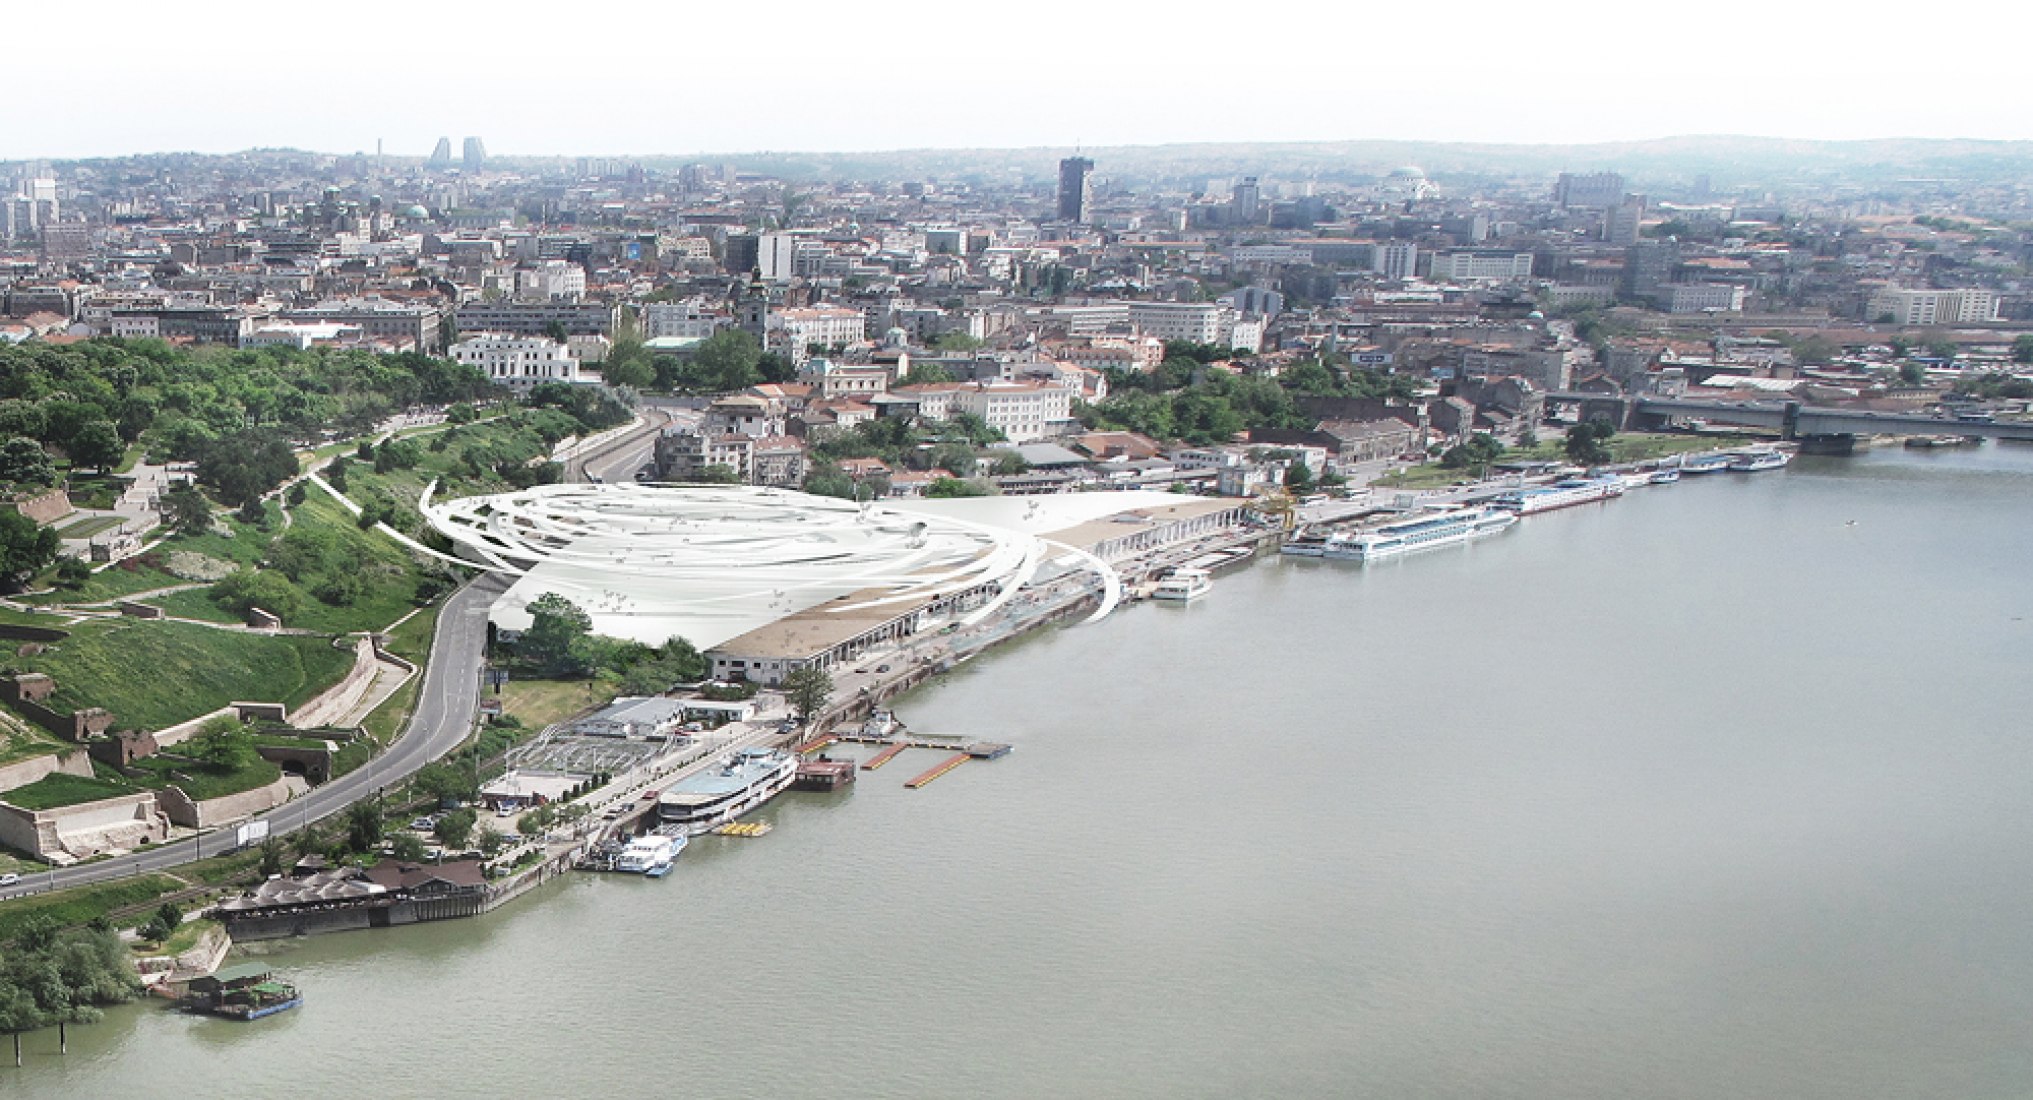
[[948, 381, 1075, 444], [450, 334, 582, 388], [1663, 284, 1747, 315], [640, 300, 721, 340], [1867, 287, 2001, 325], [1427, 250, 1536, 282], [1125, 301, 1226, 343], [775, 306, 867, 361], [1372, 241, 1419, 280], [516, 260, 586, 301]]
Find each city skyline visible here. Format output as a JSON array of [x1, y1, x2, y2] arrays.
[[14, 0, 2033, 160]]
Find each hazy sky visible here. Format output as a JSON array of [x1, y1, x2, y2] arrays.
[[14, 0, 2032, 159]]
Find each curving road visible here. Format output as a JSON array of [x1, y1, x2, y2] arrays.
[[10, 404, 674, 898], [18, 572, 509, 896]]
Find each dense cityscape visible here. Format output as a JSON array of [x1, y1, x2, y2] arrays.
[[0, 134, 2031, 1094]]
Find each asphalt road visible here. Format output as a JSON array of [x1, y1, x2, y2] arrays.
[[17, 572, 509, 897], [568, 409, 671, 484]]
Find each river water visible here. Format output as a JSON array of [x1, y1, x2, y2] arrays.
[[12, 445, 2033, 1099]]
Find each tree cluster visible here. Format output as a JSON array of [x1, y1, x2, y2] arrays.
[[0, 919, 141, 1060], [1080, 354, 1418, 446], [1563, 418, 1618, 466]]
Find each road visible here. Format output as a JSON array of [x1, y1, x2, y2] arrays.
[[10, 402, 692, 899], [567, 407, 679, 484], [18, 572, 509, 897]]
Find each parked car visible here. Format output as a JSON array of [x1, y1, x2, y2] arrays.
[[408, 817, 437, 831], [0, 873, 20, 887]]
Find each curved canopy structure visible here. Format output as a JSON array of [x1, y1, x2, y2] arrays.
[[420, 483, 1148, 648]]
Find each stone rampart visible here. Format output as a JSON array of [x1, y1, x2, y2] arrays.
[[155, 775, 293, 829], [0, 747, 93, 796]]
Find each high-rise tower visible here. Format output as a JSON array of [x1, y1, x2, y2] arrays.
[[429, 137, 453, 166], [463, 137, 488, 169], [1057, 156, 1093, 223]]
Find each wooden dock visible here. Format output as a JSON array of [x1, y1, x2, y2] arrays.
[[793, 733, 837, 755], [905, 752, 971, 789], [862, 742, 911, 770]]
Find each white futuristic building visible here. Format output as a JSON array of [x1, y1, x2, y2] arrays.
[[418, 483, 1232, 658]]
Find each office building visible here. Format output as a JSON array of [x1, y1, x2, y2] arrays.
[[1058, 157, 1093, 223], [1554, 171, 1626, 209]]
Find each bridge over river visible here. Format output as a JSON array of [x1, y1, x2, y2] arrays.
[[1543, 393, 2033, 452]]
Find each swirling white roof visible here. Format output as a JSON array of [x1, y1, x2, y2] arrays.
[[421, 483, 1183, 648]]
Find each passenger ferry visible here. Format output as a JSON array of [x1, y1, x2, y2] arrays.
[[613, 832, 687, 874], [1324, 507, 1517, 562], [1151, 567, 1213, 601], [1680, 453, 1732, 475], [657, 748, 797, 835], [1728, 448, 1792, 472], [1492, 477, 1623, 516]]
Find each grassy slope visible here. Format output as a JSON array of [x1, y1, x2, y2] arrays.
[[1, 773, 136, 810], [0, 876, 183, 943], [14, 620, 353, 729]]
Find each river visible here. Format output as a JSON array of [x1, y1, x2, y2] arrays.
[[12, 444, 2033, 1099]]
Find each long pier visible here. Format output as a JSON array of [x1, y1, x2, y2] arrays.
[[862, 742, 911, 770], [905, 753, 971, 788]]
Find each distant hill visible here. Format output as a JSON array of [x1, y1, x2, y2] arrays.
[[626, 135, 2033, 190]]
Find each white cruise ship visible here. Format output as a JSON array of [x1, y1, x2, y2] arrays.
[[614, 832, 687, 874], [1151, 567, 1213, 601], [1728, 448, 1792, 472], [1323, 507, 1517, 562], [657, 748, 797, 835], [1492, 477, 1623, 516]]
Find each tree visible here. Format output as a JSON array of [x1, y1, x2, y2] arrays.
[[210, 568, 304, 621], [413, 761, 477, 806], [1926, 339, 1959, 363], [257, 837, 285, 877], [66, 420, 124, 473], [290, 823, 326, 861], [1897, 362, 1928, 386], [2013, 335, 2033, 365], [160, 485, 212, 535], [0, 438, 56, 488], [902, 362, 954, 386], [782, 666, 833, 725], [389, 833, 428, 862], [54, 557, 90, 587], [0, 923, 139, 1065], [685, 329, 763, 393], [603, 348, 655, 390], [929, 332, 983, 353], [1282, 461, 1315, 493], [926, 477, 990, 498], [185, 718, 255, 770], [692, 463, 742, 484], [0, 511, 59, 586], [434, 808, 477, 849], [345, 799, 384, 854], [519, 592, 593, 676], [1440, 433, 1505, 472], [1563, 418, 1616, 466]]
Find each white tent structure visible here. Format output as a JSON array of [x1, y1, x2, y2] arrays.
[[420, 483, 1183, 648]]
